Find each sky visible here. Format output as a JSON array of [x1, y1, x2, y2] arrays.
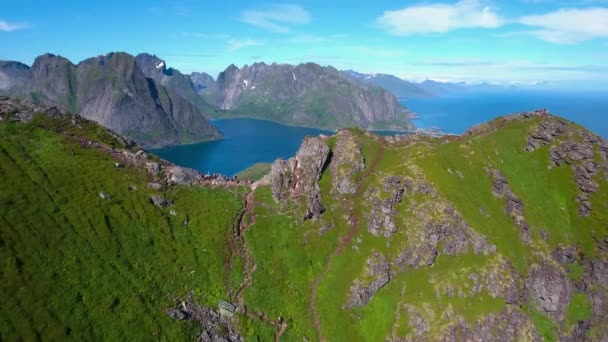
[[1, 0, 607, 84]]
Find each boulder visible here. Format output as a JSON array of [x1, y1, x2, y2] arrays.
[[166, 309, 189, 320], [169, 166, 200, 186], [99, 191, 111, 200], [149, 195, 168, 208]]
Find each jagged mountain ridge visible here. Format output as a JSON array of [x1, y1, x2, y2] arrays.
[[0, 52, 221, 147], [205, 62, 415, 131]]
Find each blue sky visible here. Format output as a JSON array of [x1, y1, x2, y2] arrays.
[[1, 0, 607, 83]]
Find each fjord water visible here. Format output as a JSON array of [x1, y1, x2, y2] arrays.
[[149, 118, 332, 176], [151, 90, 607, 176], [404, 90, 608, 138]]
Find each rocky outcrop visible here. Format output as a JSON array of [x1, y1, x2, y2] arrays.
[[206, 62, 415, 130], [331, 130, 365, 195], [394, 176, 495, 270], [168, 295, 243, 342], [525, 119, 567, 152], [269, 136, 330, 221], [489, 169, 532, 243], [525, 261, 573, 322], [367, 176, 405, 237], [345, 251, 391, 308], [439, 307, 541, 342], [1, 52, 221, 147]]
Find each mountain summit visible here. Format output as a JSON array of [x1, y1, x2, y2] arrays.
[[205, 62, 415, 131], [0, 52, 221, 147]]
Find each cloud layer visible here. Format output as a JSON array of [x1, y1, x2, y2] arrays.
[[240, 4, 311, 33], [376, 1, 608, 44], [377, 0, 502, 35]]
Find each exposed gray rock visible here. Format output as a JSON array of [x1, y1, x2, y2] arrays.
[[525, 119, 566, 152], [331, 130, 365, 195], [439, 307, 541, 342], [552, 246, 577, 265], [169, 166, 200, 186], [99, 191, 111, 200], [173, 294, 243, 342], [269, 136, 330, 221], [147, 182, 163, 190], [166, 309, 189, 320], [489, 169, 532, 244], [526, 261, 573, 321], [218, 300, 236, 318], [367, 176, 405, 237], [146, 162, 160, 175], [345, 251, 391, 308], [189, 72, 215, 93], [149, 195, 168, 208], [303, 189, 326, 221]]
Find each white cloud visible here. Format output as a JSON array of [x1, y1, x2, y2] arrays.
[[240, 4, 311, 33], [518, 7, 608, 43], [377, 0, 502, 35], [0, 20, 28, 32], [227, 39, 265, 51]]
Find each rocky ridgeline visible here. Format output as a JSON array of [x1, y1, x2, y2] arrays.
[[525, 117, 608, 217], [489, 169, 532, 244]]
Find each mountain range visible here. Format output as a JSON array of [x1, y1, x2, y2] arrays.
[[0, 53, 417, 146], [204, 62, 415, 131], [0, 52, 221, 147]]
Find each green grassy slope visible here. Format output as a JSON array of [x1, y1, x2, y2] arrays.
[[0, 121, 244, 340], [2, 105, 607, 341]]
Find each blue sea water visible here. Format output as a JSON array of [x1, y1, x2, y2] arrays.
[[404, 90, 608, 138], [150, 90, 608, 176], [149, 118, 332, 176]]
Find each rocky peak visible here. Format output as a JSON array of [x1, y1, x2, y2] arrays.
[[269, 136, 330, 221]]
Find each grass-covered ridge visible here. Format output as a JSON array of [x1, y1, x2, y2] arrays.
[[0, 118, 244, 340], [2, 100, 608, 341]]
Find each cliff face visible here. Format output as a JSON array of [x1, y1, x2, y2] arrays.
[[0, 52, 221, 147], [206, 62, 415, 131]]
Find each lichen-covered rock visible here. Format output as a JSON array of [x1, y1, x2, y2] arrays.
[[303, 189, 326, 221], [526, 261, 573, 321], [367, 176, 405, 237], [331, 129, 365, 195], [345, 251, 391, 308], [489, 169, 532, 244]]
